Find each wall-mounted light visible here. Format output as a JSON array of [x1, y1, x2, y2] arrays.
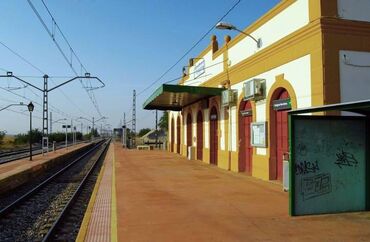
[[216, 22, 262, 48]]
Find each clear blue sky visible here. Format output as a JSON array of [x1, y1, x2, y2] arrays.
[[0, 0, 279, 134]]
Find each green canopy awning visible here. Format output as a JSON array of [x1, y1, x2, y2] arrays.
[[143, 84, 225, 111]]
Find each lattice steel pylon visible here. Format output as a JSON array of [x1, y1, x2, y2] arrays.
[[132, 89, 136, 148], [42, 75, 49, 153]]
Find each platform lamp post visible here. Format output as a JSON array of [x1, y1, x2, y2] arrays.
[[215, 22, 262, 48], [27, 102, 34, 161]]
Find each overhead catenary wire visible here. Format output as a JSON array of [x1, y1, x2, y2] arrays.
[[0, 85, 75, 122], [136, 0, 241, 97], [0, 41, 45, 74], [0, 40, 91, 119], [27, 0, 103, 117], [122, 0, 241, 129]]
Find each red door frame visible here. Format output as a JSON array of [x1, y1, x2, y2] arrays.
[[270, 89, 290, 180], [171, 117, 174, 152], [196, 111, 203, 160], [186, 113, 192, 157], [176, 116, 181, 154], [209, 106, 218, 165], [238, 101, 253, 175]]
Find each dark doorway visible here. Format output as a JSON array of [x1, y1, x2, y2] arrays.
[[270, 89, 290, 180], [196, 111, 203, 160], [171, 118, 174, 152], [186, 113, 192, 157], [238, 101, 252, 174], [176, 116, 181, 154], [209, 106, 218, 165]]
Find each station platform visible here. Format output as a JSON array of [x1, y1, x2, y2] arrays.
[[79, 142, 370, 241], [0, 142, 92, 194]]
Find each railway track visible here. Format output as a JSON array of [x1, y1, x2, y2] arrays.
[[0, 139, 110, 241]]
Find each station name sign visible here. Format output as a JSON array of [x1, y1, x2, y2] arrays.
[[210, 114, 217, 120], [272, 98, 291, 111], [240, 109, 252, 117]]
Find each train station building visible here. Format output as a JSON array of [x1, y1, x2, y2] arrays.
[[143, 0, 370, 181]]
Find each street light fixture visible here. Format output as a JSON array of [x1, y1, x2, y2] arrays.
[[216, 22, 262, 48], [27, 102, 34, 161]]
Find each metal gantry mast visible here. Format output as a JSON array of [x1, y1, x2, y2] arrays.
[[42, 75, 49, 153], [49, 111, 52, 134], [132, 90, 136, 148]]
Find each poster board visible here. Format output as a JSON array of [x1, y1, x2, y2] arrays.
[[251, 122, 267, 147], [290, 116, 367, 215]]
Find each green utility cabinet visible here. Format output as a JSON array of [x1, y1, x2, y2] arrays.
[[289, 100, 370, 216]]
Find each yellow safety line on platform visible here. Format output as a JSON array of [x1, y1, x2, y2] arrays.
[[111, 144, 118, 242], [75, 157, 107, 242]]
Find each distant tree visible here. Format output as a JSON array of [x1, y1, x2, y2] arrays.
[[14, 129, 43, 144], [159, 111, 168, 131], [0, 131, 6, 145], [138, 128, 151, 137], [49, 132, 83, 143], [91, 128, 99, 137]]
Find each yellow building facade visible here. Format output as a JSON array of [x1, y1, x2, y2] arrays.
[[144, 0, 370, 181]]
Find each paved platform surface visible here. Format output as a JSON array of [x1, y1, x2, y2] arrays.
[[114, 143, 370, 241], [0, 143, 90, 184]]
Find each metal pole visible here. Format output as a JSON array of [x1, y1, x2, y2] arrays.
[[92, 117, 95, 141], [50, 111, 52, 133], [155, 110, 158, 148], [29, 111, 32, 161], [65, 125, 68, 149], [123, 112, 126, 147], [132, 90, 136, 148], [74, 126, 76, 145]]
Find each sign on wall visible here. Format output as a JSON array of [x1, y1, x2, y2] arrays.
[[240, 109, 252, 117], [273, 98, 291, 110], [193, 59, 205, 79], [250, 122, 267, 147], [291, 116, 366, 216]]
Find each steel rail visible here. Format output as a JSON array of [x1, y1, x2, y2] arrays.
[[42, 139, 110, 241], [0, 140, 105, 217]]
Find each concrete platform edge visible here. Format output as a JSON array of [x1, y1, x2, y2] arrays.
[[111, 144, 118, 242], [76, 159, 106, 242]]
